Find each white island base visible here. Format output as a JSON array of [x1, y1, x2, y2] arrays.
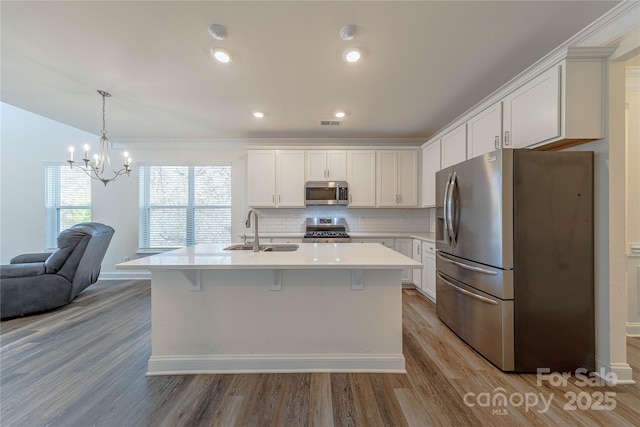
[[149, 268, 403, 375], [117, 243, 420, 375]]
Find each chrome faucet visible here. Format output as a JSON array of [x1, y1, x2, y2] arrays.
[[244, 209, 260, 252]]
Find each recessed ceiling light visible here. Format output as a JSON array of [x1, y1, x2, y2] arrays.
[[343, 48, 362, 63], [211, 48, 231, 63], [335, 111, 346, 118], [252, 111, 265, 118]]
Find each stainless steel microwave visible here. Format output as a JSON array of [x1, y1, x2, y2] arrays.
[[305, 181, 349, 206]]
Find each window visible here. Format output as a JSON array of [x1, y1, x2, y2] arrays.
[[139, 165, 231, 249], [44, 163, 92, 250]]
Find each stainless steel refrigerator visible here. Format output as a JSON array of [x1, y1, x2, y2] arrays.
[[435, 149, 594, 372]]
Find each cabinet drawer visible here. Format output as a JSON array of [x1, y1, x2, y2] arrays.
[[422, 241, 435, 255]]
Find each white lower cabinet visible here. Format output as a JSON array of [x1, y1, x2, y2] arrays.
[[395, 238, 413, 284], [422, 241, 436, 302], [412, 239, 422, 288], [352, 238, 412, 284]]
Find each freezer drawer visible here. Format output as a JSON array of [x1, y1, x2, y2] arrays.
[[436, 251, 513, 299], [436, 271, 514, 371]]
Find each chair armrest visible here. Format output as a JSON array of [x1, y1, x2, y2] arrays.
[[10, 253, 52, 264], [0, 263, 46, 279]]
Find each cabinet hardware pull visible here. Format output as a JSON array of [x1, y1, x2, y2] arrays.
[[494, 135, 499, 149], [278, 194, 281, 203], [272, 194, 275, 203], [504, 131, 510, 146]]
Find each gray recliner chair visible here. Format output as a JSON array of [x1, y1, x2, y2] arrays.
[[1, 222, 114, 319]]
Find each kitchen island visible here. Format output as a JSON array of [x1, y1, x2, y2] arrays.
[[117, 242, 421, 375]]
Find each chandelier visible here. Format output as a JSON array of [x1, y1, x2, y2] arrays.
[[67, 90, 131, 186]]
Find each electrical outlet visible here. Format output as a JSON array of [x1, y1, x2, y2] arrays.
[[124, 256, 130, 262]]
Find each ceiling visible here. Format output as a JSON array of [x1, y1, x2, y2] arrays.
[[0, 1, 620, 142]]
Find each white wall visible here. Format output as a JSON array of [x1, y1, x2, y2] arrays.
[[1, 103, 97, 262]]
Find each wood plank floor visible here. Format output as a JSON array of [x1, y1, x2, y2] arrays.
[[1, 280, 639, 426]]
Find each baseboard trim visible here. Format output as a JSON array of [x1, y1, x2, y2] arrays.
[[595, 359, 636, 385], [626, 322, 640, 337], [147, 353, 406, 375], [99, 271, 151, 280]]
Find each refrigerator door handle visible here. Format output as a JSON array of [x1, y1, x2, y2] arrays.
[[437, 252, 498, 276], [437, 272, 499, 305], [443, 173, 452, 243], [448, 172, 458, 246]]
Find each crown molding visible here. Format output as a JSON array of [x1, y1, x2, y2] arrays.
[[112, 137, 425, 149]]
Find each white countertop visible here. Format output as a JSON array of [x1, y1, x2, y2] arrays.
[[117, 242, 422, 271]]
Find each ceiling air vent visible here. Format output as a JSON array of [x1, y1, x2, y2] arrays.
[[320, 120, 342, 126]]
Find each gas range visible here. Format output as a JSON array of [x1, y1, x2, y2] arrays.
[[302, 218, 351, 243]]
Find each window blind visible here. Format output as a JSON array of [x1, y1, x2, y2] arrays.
[[139, 165, 232, 249], [44, 163, 91, 250]]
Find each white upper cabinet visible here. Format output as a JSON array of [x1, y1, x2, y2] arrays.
[[376, 151, 398, 207], [248, 150, 305, 208], [248, 150, 276, 207], [502, 65, 560, 149], [376, 150, 418, 207], [468, 101, 502, 158], [276, 151, 305, 207], [421, 140, 440, 207], [423, 47, 611, 159], [347, 150, 376, 207], [398, 151, 418, 207], [306, 150, 347, 181], [502, 51, 608, 150], [441, 124, 467, 169]]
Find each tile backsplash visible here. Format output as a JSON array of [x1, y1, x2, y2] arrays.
[[257, 207, 435, 233]]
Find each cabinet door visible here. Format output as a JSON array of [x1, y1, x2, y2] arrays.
[[276, 151, 305, 207], [441, 124, 467, 168], [412, 239, 422, 288], [326, 151, 347, 181], [395, 238, 413, 283], [397, 151, 418, 207], [306, 151, 327, 181], [503, 65, 560, 148], [347, 151, 376, 207], [422, 242, 436, 302], [376, 151, 398, 207], [468, 102, 502, 158], [422, 141, 440, 207], [248, 150, 276, 207]]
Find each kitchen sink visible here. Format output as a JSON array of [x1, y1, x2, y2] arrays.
[[223, 244, 299, 252]]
